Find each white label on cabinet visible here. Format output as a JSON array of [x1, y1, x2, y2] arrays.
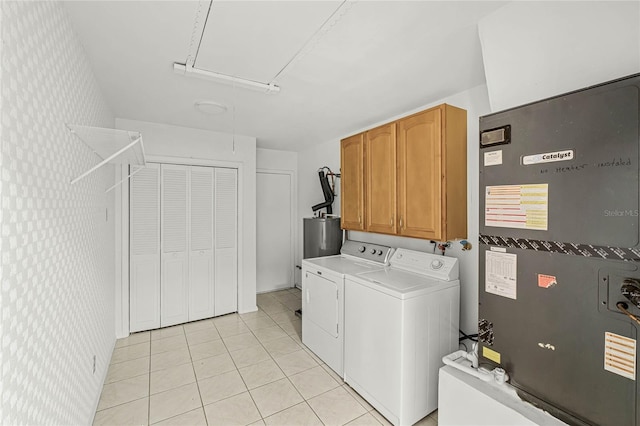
[[484, 150, 503, 166], [485, 251, 517, 300], [522, 150, 574, 165]]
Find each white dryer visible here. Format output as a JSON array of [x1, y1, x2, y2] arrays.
[[302, 240, 393, 377], [344, 248, 460, 426]]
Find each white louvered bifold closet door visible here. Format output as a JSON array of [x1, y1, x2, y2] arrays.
[[130, 164, 161, 332], [189, 166, 215, 321], [214, 168, 238, 315], [161, 164, 189, 327]]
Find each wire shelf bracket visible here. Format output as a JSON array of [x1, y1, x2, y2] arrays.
[[66, 124, 146, 193]]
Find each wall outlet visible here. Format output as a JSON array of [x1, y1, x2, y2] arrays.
[[92, 355, 96, 374]]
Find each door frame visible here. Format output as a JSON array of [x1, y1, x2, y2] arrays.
[[116, 155, 243, 338], [256, 168, 297, 294]]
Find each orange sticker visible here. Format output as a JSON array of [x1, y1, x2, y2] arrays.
[[538, 274, 557, 288]]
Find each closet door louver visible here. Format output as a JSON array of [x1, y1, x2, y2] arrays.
[[214, 168, 238, 315], [161, 164, 189, 327], [129, 164, 161, 332], [189, 166, 215, 321]]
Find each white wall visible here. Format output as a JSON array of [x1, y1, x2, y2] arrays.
[[479, 1, 640, 112], [256, 148, 299, 291], [257, 148, 298, 172], [296, 140, 342, 284], [116, 118, 258, 318], [1, 2, 116, 424]]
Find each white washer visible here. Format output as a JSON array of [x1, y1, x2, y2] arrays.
[[344, 248, 460, 426], [302, 240, 393, 377]]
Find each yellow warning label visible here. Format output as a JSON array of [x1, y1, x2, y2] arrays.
[[483, 346, 501, 364]]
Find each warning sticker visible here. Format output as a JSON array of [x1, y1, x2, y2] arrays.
[[485, 184, 548, 230], [483, 346, 501, 364], [486, 251, 517, 300], [604, 332, 636, 380], [538, 274, 557, 288]]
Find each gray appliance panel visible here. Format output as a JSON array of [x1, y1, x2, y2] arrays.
[[479, 74, 640, 426], [480, 80, 639, 247], [479, 247, 638, 426]]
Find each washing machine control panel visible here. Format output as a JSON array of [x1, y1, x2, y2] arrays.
[[341, 240, 394, 264], [391, 248, 459, 281]]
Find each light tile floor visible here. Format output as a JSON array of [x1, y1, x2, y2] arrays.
[[94, 288, 439, 426]]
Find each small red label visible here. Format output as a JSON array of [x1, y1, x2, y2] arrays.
[[538, 274, 557, 288]]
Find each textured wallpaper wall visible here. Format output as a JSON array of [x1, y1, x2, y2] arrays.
[[1, 2, 116, 424]]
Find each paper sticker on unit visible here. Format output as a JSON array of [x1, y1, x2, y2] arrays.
[[484, 150, 503, 166], [604, 332, 636, 380], [485, 184, 548, 230], [485, 251, 517, 300], [522, 150, 574, 165], [538, 274, 557, 289], [482, 346, 501, 364]]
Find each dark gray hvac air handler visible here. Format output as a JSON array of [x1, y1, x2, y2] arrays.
[[479, 73, 640, 426]]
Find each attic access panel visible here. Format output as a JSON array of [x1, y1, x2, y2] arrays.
[[195, 1, 342, 83]]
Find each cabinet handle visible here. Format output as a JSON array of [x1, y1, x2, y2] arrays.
[[358, 215, 361, 224], [390, 217, 394, 226], [400, 217, 403, 228]]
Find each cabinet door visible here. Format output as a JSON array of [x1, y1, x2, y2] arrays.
[[130, 164, 160, 332], [161, 164, 189, 327], [340, 133, 365, 230], [189, 166, 215, 322], [365, 123, 397, 234], [397, 108, 443, 240], [214, 168, 238, 316]]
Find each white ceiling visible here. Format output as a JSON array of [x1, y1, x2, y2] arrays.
[[63, 1, 507, 151]]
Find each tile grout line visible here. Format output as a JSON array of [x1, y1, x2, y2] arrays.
[[187, 320, 216, 426], [210, 316, 256, 421], [230, 297, 307, 423], [99, 290, 308, 425], [254, 299, 319, 424], [147, 338, 151, 426], [242, 300, 293, 423], [262, 295, 329, 426]]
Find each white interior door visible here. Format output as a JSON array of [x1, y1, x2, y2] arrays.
[[189, 166, 215, 321], [256, 171, 293, 292], [161, 164, 189, 327], [129, 164, 160, 332], [214, 168, 238, 315]]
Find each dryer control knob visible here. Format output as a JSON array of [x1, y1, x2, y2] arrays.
[[377, 250, 383, 255], [358, 246, 366, 253], [370, 249, 376, 254], [431, 259, 444, 270]]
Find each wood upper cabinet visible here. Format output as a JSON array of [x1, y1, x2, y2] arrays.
[[340, 103, 467, 241], [340, 133, 365, 231], [398, 104, 467, 240], [397, 108, 442, 239], [365, 122, 397, 234]]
